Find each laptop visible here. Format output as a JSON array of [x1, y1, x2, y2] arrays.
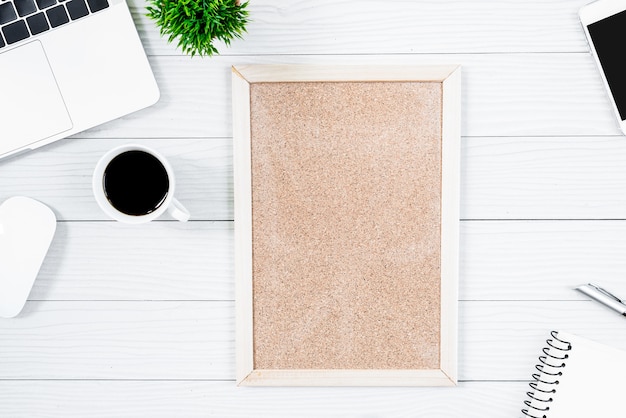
[[0, 0, 159, 159]]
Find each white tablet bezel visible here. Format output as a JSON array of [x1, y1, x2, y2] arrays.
[[580, 0, 626, 134]]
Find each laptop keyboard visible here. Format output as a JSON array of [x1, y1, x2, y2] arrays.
[[0, 0, 109, 48]]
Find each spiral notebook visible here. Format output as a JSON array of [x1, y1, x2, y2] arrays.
[[522, 331, 626, 417]]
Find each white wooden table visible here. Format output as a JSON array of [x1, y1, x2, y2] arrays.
[[3, 0, 626, 416]]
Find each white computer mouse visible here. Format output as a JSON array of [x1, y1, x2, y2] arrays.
[[0, 196, 56, 318]]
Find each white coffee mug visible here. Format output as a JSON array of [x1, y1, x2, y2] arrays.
[[92, 144, 190, 223]]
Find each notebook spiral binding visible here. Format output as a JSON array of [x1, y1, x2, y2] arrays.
[[521, 331, 572, 418]]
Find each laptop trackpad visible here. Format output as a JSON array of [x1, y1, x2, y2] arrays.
[[0, 41, 72, 154]]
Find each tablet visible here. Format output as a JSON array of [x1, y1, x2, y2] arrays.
[[580, 0, 626, 134]]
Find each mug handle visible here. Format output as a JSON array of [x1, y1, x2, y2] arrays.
[[168, 197, 190, 222]]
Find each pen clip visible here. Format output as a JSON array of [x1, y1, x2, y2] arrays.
[[588, 283, 623, 304]]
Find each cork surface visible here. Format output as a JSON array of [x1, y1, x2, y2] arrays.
[[250, 81, 443, 370]]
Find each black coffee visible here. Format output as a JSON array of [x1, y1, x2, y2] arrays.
[[103, 150, 169, 216]]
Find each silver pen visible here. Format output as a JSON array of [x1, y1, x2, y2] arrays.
[[576, 283, 626, 316]]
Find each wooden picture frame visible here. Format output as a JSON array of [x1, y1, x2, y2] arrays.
[[233, 65, 461, 386]]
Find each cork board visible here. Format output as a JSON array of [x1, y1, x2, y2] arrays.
[[233, 65, 461, 386]]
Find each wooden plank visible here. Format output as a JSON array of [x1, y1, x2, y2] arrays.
[[74, 53, 618, 139], [0, 138, 232, 221], [8, 135, 626, 222], [0, 380, 528, 418], [231, 68, 254, 384], [1, 300, 625, 382], [241, 369, 456, 388], [441, 68, 462, 381], [6, 136, 626, 222], [20, 220, 626, 302], [0, 301, 233, 380], [0, 381, 214, 418], [461, 220, 626, 301], [462, 136, 626, 220], [15, 218, 626, 303], [129, 0, 590, 56], [34, 221, 233, 301], [233, 64, 459, 82]]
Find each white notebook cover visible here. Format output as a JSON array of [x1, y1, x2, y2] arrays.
[[523, 331, 626, 417]]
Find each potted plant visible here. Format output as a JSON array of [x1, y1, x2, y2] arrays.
[[146, 0, 249, 57]]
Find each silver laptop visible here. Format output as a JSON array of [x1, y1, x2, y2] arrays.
[[0, 0, 159, 159]]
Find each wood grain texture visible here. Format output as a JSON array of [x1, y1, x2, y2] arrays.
[[0, 301, 233, 379], [23, 220, 626, 303], [2, 300, 626, 382], [74, 53, 619, 139], [0, 381, 526, 418], [10, 136, 626, 222], [129, 0, 590, 56], [461, 136, 626, 220], [231, 69, 255, 384], [34, 221, 233, 301], [460, 221, 626, 301]]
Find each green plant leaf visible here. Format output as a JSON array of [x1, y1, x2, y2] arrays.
[[146, 0, 249, 57]]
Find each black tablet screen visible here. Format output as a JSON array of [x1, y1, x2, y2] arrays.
[[588, 9, 626, 120]]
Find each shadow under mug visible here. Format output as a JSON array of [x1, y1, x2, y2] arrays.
[[92, 144, 190, 223]]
